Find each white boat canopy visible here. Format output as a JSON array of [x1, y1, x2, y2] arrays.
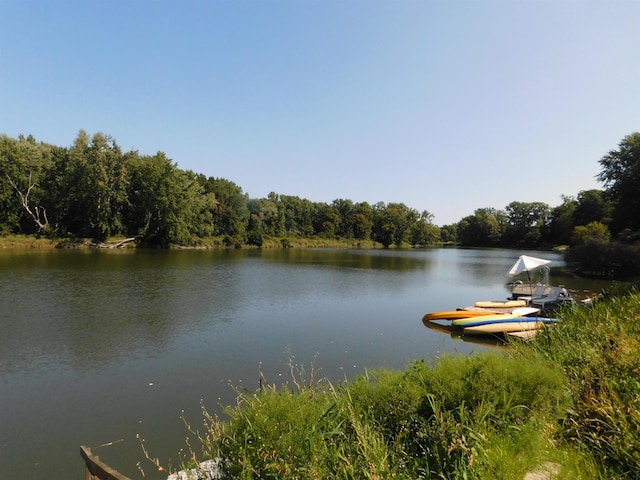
[[507, 255, 551, 276]]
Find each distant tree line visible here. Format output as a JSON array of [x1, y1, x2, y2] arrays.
[[1, 130, 639, 276], [0, 130, 440, 248], [450, 133, 640, 277]]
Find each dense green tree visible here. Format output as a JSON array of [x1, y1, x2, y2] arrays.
[[372, 202, 419, 248], [200, 177, 248, 237], [409, 210, 440, 246], [548, 195, 577, 245], [247, 194, 285, 237], [247, 198, 266, 235], [313, 203, 341, 238], [60, 131, 129, 240], [457, 208, 503, 247], [0, 134, 56, 234], [12, 130, 633, 250], [125, 152, 212, 246], [597, 132, 640, 235], [503, 201, 550, 248], [573, 189, 612, 228], [330, 198, 354, 238], [280, 195, 317, 237], [572, 221, 611, 245], [0, 136, 22, 233], [351, 202, 373, 240], [439, 224, 458, 244]]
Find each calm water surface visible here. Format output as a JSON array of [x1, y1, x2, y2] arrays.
[[0, 247, 607, 479]]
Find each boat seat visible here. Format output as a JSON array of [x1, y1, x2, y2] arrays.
[[530, 286, 571, 308], [519, 285, 551, 304]]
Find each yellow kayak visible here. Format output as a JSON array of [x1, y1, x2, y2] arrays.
[[422, 310, 498, 322]]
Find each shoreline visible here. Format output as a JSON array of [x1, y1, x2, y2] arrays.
[[0, 235, 385, 250]]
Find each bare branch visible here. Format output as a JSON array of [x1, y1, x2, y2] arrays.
[[5, 172, 50, 232]]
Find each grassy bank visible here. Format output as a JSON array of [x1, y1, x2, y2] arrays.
[[0, 234, 61, 248], [0, 234, 384, 250], [149, 289, 640, 479]]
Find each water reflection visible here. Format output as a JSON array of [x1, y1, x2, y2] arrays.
[[0, 247, 618, 480], [421, 316, 510, 350], [257, 247, 433, 271], [0, 250, 248, 376]]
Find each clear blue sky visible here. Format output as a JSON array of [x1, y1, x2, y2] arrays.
[[1, 0, 638, 225]]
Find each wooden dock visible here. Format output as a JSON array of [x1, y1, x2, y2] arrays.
[[509, 282, 541, 298]]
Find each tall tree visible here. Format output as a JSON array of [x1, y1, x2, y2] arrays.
[[503, 201, 550, 247], [351, 202, 373, 240], [331, 198, 354, 238], [201, 177, 247, 237], [0, 134, 59, 234], [314, 203, 340, 238], [126, 152, 213, 246], [247, 193, 284, 237], [281, 195, 316, 237], [573, 189, 612, 227], [372, 202, 419, 248], [62, 130, 129, 240], [410, 210, 440, 246], [457, 208, 503, 247], [548, 195, 577, 245], [597, 132, 640, 235]]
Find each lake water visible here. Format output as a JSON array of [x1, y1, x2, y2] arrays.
[[0, 247, 608, 479]]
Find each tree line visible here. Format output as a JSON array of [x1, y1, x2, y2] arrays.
[[1, 130, 639, 268], [0, 130, 439, 248]]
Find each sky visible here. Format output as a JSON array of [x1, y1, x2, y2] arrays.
[[1, 0, 638, 225]]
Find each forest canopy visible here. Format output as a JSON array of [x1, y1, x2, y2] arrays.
[[1, 130, 639, 256]]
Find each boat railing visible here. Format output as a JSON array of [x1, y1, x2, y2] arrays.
[[80, 445, 132, 480]]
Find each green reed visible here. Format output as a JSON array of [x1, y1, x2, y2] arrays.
[[523, 287, 640, 478]]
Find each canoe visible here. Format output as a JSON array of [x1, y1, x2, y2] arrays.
[[458, 316, 558, 329], [451, 313, 524, 327], [462, 305, 541, 315], [474, 300, 527, 308], [422, 310, 500, 322], [424, 307, 540, 324], [463, 321, 545, 334]]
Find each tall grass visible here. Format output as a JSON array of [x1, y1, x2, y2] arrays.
[[523, 288, 640, 478], [174, 357, 593, 479]]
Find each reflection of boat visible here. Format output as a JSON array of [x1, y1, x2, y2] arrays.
[[422, 317, 454, 333], [422, 316, 509, 349], [423, 310, 557, 341]]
